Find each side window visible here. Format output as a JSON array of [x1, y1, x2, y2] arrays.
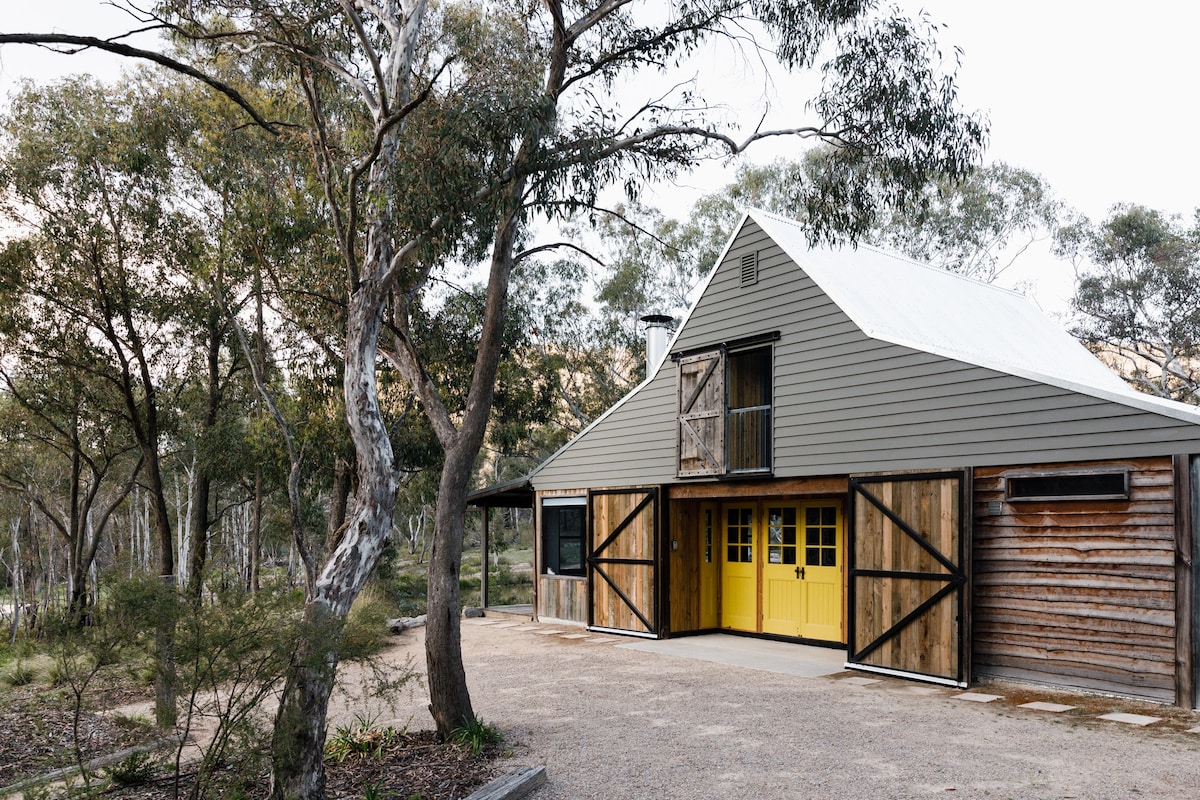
[[542, 499, 586, 577]]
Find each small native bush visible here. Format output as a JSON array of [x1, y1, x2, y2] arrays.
[[3, 659, 36, 686], [325, 715, 404, 764], [448, 718, 502, 755], [340, 585, 394, 660], [104, 750, 158, 787]]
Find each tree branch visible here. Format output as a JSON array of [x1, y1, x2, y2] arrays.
[[0, 34, 281, 134]]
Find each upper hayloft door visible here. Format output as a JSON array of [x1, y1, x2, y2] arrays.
[[677, 350, 725, 476], [847, 472, 970, 687], [588, 488, 660, 636]]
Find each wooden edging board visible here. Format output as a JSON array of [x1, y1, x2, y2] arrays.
[[463, 765, 548, 800]]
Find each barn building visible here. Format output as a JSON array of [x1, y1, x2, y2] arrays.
[[478, 209, 1200, 706]]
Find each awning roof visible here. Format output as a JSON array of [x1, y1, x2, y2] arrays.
[[466, 477, 534, 508]]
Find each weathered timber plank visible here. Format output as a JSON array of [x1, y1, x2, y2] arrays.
[[463, 766, 548, 800], [974, 662, 1175, 702], [974, 624, 1173, 651], [973, 633, 1176, 664], [972, 606, 1172, 635], [667, 476, 848, 499], [976, 650, 1174, 685]]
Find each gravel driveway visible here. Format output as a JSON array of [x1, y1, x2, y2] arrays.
[[338, 619, 1200, 800]]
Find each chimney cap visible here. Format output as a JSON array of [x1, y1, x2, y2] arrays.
[[640, 313, 674, 326]]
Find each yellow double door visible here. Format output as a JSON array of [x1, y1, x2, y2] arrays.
[[719, 501, 843, 642]]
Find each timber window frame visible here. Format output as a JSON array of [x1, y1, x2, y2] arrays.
[[726, 344, 772, 474], [541, 497, 586, 577], [1004, 469, 1130, 502], [674, 333, 777, 478]]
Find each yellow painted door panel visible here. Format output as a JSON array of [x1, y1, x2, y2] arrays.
[[699, 503, 719, 629], [799, 504, 843, 642], [721, 505, 757, 631], [761, 504, 803, 637]]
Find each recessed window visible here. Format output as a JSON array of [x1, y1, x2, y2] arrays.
[[542, 498, 586, 576], [727, 346, 772, 473], [1005, 471, 1129, 501]]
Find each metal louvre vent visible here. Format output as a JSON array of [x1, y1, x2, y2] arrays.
[[739, 252, 759, 286]]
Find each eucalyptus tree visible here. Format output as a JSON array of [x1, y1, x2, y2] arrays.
[[0, 362, 142, 620], [3, 3, 986, 796], [0, 75, 198, 725], [863, 160, 1064, 282], [159, 4, 983, 792], [1061, 204, 1200, 403]]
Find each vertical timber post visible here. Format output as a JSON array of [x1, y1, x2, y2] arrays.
[[1174, 454, 1195, 708], [481, 508, 490, 610]]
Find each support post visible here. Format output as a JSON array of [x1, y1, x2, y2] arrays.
[[1174, 454, 1195, 708], [481, 507, 490, 610]]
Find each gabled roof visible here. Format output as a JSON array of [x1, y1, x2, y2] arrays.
[[747, 208, 1200, 427], [522, 208, 1200, 487]]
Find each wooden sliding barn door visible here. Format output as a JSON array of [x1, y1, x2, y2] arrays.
[[589, 488, 660, 636], [848, 472, 970, 687]]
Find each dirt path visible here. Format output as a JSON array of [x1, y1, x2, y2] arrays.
[[354, 619, 1200, 800]]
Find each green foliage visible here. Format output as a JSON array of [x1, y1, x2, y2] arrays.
[[325, 715, 404, 763], [867, 161, 1065, 282], [1063, 204, 1200, 403], [388, 572, 429, 618], [3, 659, 36, 686], [448, 718, 502, 755], [339, 584, 396, 661], [103, 750, 159, 787]]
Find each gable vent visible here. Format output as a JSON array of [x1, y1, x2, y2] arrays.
[[739, 251, 759, 287]]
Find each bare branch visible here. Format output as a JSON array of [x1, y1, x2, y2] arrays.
[[0, 33, 281, 134]]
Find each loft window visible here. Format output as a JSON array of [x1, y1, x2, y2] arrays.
[[1005, 470, 1129, 501], [542, 498, 586, 576], [675, 336, 776, 478], [727, 346, 772, 473]]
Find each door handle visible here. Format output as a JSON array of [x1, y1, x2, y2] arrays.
[[795, 566, 804, 579]]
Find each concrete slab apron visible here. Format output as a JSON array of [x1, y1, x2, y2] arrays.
[[616, 634, 846, 678]]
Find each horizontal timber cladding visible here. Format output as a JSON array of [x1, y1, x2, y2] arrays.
[[536, 576, 587, 624], [972, 457, 1178, 702]]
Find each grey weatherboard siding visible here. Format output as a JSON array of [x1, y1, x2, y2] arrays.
[[530, 216, 1200, 492]]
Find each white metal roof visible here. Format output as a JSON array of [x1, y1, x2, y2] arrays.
[[749, 208, 1200, 427]]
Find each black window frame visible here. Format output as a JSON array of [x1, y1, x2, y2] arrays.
[[1004, 469, 1130, 502], [541, 498, 586, 577]]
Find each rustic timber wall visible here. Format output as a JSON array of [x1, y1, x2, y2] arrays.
[[590, 490, 657, 634], [668, 501, 700, 634], [973, 457, 1177, 702], [537, 576, 587, 623]]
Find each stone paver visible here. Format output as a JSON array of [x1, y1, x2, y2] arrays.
[[953, 692, 1003, 703], [838, 676, 881, 686], [1099, 712, 1161, 726], [1019, 701, 1076, 713]]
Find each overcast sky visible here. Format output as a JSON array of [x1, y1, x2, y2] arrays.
[[2, 2, 1197, 311]]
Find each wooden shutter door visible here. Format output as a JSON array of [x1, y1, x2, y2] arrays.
[[589, 488, 659, 636], [677, 350, 725, 477], [848, 471, 970, 687]]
